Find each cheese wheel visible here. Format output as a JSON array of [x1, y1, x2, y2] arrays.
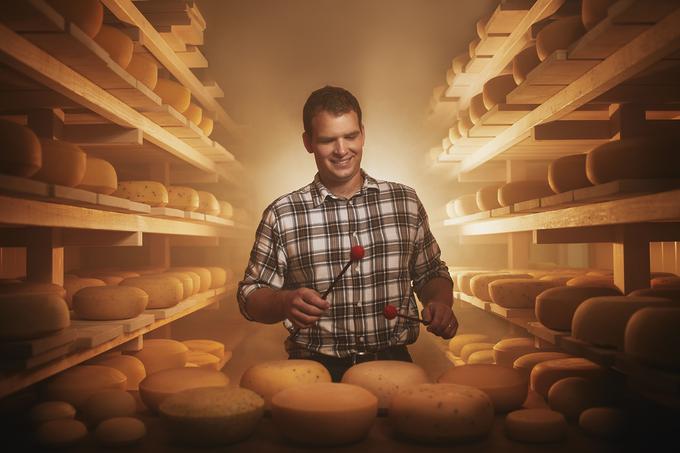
[[651, 276, 680, 289], [493, 338, 539, 368], [467, 349, 496, 364], [64, 276, 106, 307], [94, 25, 133, 69], [438, 364, 528, 412], [489, 279, 560, 309], [198, 116, 214, 136], [535, 286, 622, 331], [32, 139, 87, 187], [0, 118, 42, 177], [624, 307, 680, 371], [536, 16, 586, 61], [483, 74, 516, 110], [72, 285, 148, 320], [457, 271, 500, 296], [113, 180, 168, 207], [217, 201, 234, 220], [126, 53, 158, 90], [130, 339, 188, 376], [453, 193, 480, 216], [468, 38, 479, 58], [448, 333, 492, 356], [0, 293, 70, 341], [0, 282, 66, 298], [505, 409, 567, 443], [166, 270, 200, 295], [182, 339, 225, 359], [185, 351, 220, 370], [566, 275, 618, 290], [572, 296, 674, 349], [170, 267, 212, 292], [44, 365, 127, 408], [470, 273, 533, 302], [127, 266, 167, 275], [196, 190, 220, 215], [120, 276, 183, 308], [469, 92, 488, 125], [151, 272, 194, 297], [139, 367, 229, 412], [445, 200, 457, 218], [513, 45, 541, 84], [77, 156, 117, 194], [498, 180, 553, 206], [95, 417, 146, 447], [629, 287, 680, 302], [548, 376, 605, 420], [389, 383, 494, 443], [159, 387, 263, 446], [184, 103, 203, 125], [530, 358, 605, 398], [513, 352, 573, 380], [154, 78, 191, 113], [582, 0, 617, 30], [36, 418, 87, 448], [165, 186, 199, 211], [203, 266, 227, 288], [448, 123, 462, 143], [476, 184, 501, 211], [548, 153, 591, 193], [82, 389, 136, 426], [460, 343, 495, 362], [539, 274, 578, 285], [92, 355, 146, 390], [29, 401, 76, 425], [47, 0, 103, 38], [271, 382, 377, 446], [457, 108, 474, 137], [578, 407, 627, 439], [340, 361, 430, 411], [451, 52, 470, 74]]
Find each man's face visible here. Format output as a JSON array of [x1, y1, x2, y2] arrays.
[[303, 110, 364, 187]]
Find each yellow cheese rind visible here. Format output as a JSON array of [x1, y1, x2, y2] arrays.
[[493, 338, 538, 368], [536, 16, 586, 61], [73, 285, 148, 320], [451, 52, 470, 74], [505, 409, 567, 443], [453, 194, 480, 216], [469, 92, 488, 125], [204, 266, 227, 288], [95, 417, 146, 447], [130, 339, 188, 376], [467, 349, 496, 364], [218, 200, 234, 219], [198, 116, 214, 136], [185, 351, 220, 370], [548, 153, 592, 193], [44, 365, 127, 408], [513, 45, 540, 85], [77, 156, 118, 194], [166, 186, 200, 211], [91, 355, 146, 391], [120, 276, 183, 308], [94, 25, 133, 69], [47, 0, 103, 38], [651, 276, 680, 289], [448, 333, 492, 356], [498, 180, 552, 207], [170, 267, 211, 292], [82, 389, 136, 426], [582, 0, 618, 30], [624, 307, 680, 371], [182, 339, 225, 359], [530, 358, 605, 398], [196, 190, 220, 215], [151, 272, 194, 297], [36, 418, 88, 448], [184, 103, 203, 125], [470, 273, 533, 302], [513, 352, 573, 380], [457, 271, 500, 296], [139, 367, 229, 412], [113, 180, 169, 207], [32, 139, 87, 187], [154, 78, 191, 113], [489, 278, 560, 309], [126, 54, 158, 90], [0, 293, 70, 341], [64, 276, 106, 307], [0, 119, 42, 177], [535, 286, 622, 331], [460, 342, 495, 363], [578, 407, 627, 440], [476, 184, 501, 211]]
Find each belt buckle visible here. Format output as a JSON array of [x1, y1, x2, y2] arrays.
[[352, 350, 377, 365]]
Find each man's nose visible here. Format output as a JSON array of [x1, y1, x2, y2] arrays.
[[333, 139, 349, 155]]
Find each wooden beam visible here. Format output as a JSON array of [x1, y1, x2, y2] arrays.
[[534, 223, 680, 244], [508, 231, 531, 269], [25, 228, 63, 285], [0, 228, 143, 247], [61, 124, 143, 146]]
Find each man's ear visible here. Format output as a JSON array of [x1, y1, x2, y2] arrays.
[[302, 131, 313, 154]]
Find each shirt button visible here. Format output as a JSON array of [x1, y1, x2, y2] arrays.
[[357, 336, 364, 343]]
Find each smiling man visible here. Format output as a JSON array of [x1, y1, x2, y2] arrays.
[[238, 85, 457, 381]]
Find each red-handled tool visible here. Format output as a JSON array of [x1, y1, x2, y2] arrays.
[[383, 304, 431, 326]]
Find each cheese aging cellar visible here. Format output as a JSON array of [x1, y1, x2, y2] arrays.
[[0, 0, 678, 451]]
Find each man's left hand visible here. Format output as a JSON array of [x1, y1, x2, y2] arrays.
[[421, 302, 458, 339]]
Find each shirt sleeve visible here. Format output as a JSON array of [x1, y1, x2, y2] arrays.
[[237, 206, 288, 320]]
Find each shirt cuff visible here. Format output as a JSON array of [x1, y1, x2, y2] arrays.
[[237, 282, 271, 321]]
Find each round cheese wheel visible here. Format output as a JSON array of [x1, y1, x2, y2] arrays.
[[271, 382, 377, 446], [448, 123, 462, 143], [457, 271, 500, 296], [159, 387, 264, 446], [535, 286, 622, 331], [0, 118, 42, 177], [32, 139, 86, 187], [130, 339, 188, 376], [470, 273, 533, 302], [513, 44, 541, 84], [457, 108, 474, 137], [204, 267, 227, 289], [513, 352, 573, 380], [483, 74, 517, 110], [578, 407, 627, 439], [91, 355, 146, 390], [0, 293, 70, 341], [489, 279, 560, 309], [94, 25, 133, 69], [82, 389, 136, 426], [536, 16, 586, 61], [498, 180, 553, 206], [47, 0, 103, 38], [151, 272, 194, 297], [530, 358, 605, 398], [460, 342, 495, 362], [469, 92, 488, 125], [154, 78, 191, 113], [505, 409, 567, 443], [196, 190, 220, 215], [73, 285, 147, 320], [453, 193, 480, 216], [548, 153, 591, 193], [120, 276, 183, 308], [476, 184, 501, 211], [113, 180, 169, 207], [185, 351, 220, 370], [184, 102, 203, 125], [0, 282, 66, 298], [29, 401, 76, 425], [126, 53, 158, 90], [139, 367, 229, 412], [218, 200, 234, 219], [389, 383, 494, 443], [64, 276, 106, 307], [467, 350, 496, 364], [182, 339, 225, 359], [566, 275, 618, 290], [539, 274, 579, 285], [445, 67, 456, 86], [624, 307, 680, 371], [44, 365, 127, 408], [445, 200, 457, 218], [468, 38, 480, 58], [77, 156, 117, 194], [548, 376, 605, 420], [448, 333, 492, 356], [651, 276, 680, 289], [170, 267, 211, 292], [198, 116, 214, 136], [95, 417, 146, 447], [582, 0, 617, 30], [451, 52, 470, 74], [629, 287, 680, 302], [166, 185, 199, 211], [493, 338, 539, 368], [36, 418, 87, 448]]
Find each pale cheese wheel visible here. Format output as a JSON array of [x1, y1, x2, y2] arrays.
[[530, 358, 605, 398], [451, 52, 470, 74], [139, 367, 229, 412], [182, 339, 225, 359], [483, 74, 516, 110], [151, 272, 194, 297], [457, 108, 474, 137], [36, 418, 87, 448], [624, 307, 680, 371], [94, 25, 133, 68], [629, 287, 680, 302], [489, 278, 560, 309], [184, 102, 203, 125], [196, 190, 220, 215], [92, 355, 146, 390], [548, 376, 605, 420], [536, 16, 585, 61], [95, 417, 146, 447], [578, 407, 627, 439], [130, 339, 188, 376], [572, 296, 674, 349], [476, 185, 502, 210], [566, 275, 618, 290], [167, 185, 199, 211], [389, 383, 494, 443], [126, 53, 158, 90], [44, 365, 127, 408], [47, 0, 103, 38], [0, 118, 41, 177], [468, 38, 479, 58], [113, 180, 168, 207], [186, 351, 220, 370], [77, 156, 117, 194], [0, 282, 66, 298], [476, 12, 491, 39], [340, 361, 430, 411], [469, 92, 488, 125], [82, 389, 136, 426], [218, 200, 234, 219], [513, 352, 573, 380], [120, 276, 183, 308], [448, 333, 492, 356], [467, 349, 496, 364], [535, 286, 622, 331], [438, 364, 528, 413], [170, 267, 211, 292], [505, 409, 567, 443], [498, 180, 553, 207], [204, 266, 227, 288], [582, 0, 617, 30], [165, 270, 200, 295], [271, 382, 377, 446], [29, 401, 76, 425], [513, 45, 541, 85], [651, 276, 680, 289], [470, 273, 533, 302], [159, 387, 263, 446], [493, 338, 539, 368], [72, 285, 148, 320], [457, 271, 500, 296], [539, 274, 577, 285], [32, 139, 87, 187], [64, 276, 106, 307], [453, 193, 480, 216], [460, 342, 495, 362], [548, 153, 591, 193], [448, 123, 462, 143], [198, 116, 214, 136], [0, 293, 70, 341], [154, 78, 191, 113]]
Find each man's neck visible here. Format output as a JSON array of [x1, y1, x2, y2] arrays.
[[322, 172, 364, 199]]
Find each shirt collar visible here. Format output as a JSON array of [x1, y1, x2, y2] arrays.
[[311, 170, 380, 207]]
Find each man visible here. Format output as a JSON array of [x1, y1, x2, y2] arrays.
[[238, 86, 457, 381]]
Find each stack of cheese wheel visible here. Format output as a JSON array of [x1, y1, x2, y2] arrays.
[[513, 44, 541, 84], [457, 270, 500, 296], [218, 200, 234, 219], [493, 338, 539, 368], [448, 333, 493, 358], [566, 275, 618, 290], [32, 139, 87, 187], [0, 118, 42, 177], [130, 339, 188, 376], [451, 52, 470, 74], [72, 285, 148, 320], [535, 286, 622, 331], [95, 417, 146, 447], [198, 116, 214, 136], [389, 383, 494, 443], [469, 92, 488, 124], [505, 408, 567, 443], [476, 185, 502, 211], [548, 153, 592, 193], [196, 191, 220, 215], [582, 0, 618, 30], [44, 365, 127, 409], [483, 73, 516, 110], [185, 350, 220, 370], [453, 194, 481, 216], [470, 272, 533, 302], [29, 401, 77, 427], [77, 156, 118, 194], [183, 338, 230, 364], [154, 78, 191, 113], [0, 293, 70, 341], [92, 355, 146, 391], [457, 108, 474, 137], [81, 389, 136, 426], [468, 38, 479, 58], [120, 275, 184, 308], [460, 342, 495, 364], [167, 186, 200, 211], [165, 270, 200, 296], [513, 352, 573, 380], [126, 54, 158, 90], [184, 103, 203, 126], [63, 275, 106, 307], [204, 266, 227, 288], [548, 376, 606, 420], [530, 357, 606, 399], [489, 278, 561, 308], [93, 25, 134, 69], [536, 16, 585, 61], [498, 180, 553, 207], [138, 367, 229, 412], [159, 387, 264, 445], [112, 180, 169, 207], [47, 0, 103, 38], [271, 382, 377, 446], [624, 307, 680, 371], [171, 267, 212, 292]]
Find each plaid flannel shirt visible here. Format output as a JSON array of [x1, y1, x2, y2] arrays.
[[237, 171, 451, 358]]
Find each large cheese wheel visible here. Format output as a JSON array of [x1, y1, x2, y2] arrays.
[[182, 339, 225, 359], [47, 0, 103, 38], [63, 276, 106, 307], [586, 138, 680, 184], [77, 156, 117, 194], [113, 180, 168, 207], [513, 352, 573, 380], [139, 367, 229, 412], [453, 193, 480, 216], [566, 275, 618, 290], [629, 287, 680, 302], [159, 387, 264, 446], [32, 139, 87, 187], [469, 92, 488, 125], [196, 190, 220, 215], [505, 409, 567, 443], [271, 382, 377, 446], [95, 417, 146, 447], [530, 358, 605, 398], [44, 365, 127, 408], [438, 364, 528, 412], [341, 361, 430, 412], [0, 118, 42, 177], [460, 342, 495, 363], [548, 376, 605, 420], [572, 296, 674, 349], [578, 407, 627, 440], [582, 0, 617, 30], [170, 267, 211, 292], [498, 180, 553, 206], [151, 272, 194, 297], [470, 273, 533, 302], [389, 383, 494, 443], [167, 185, 199, 211], [36, 419, 88, 448], [120, 276, 183, 308], [493, 338, 539, 368], [184, 103, 203, 125], [651, 276, 680, 289], [457, 270, 500, 296], [457, 108, 474, 137], [154, 78, 191, 113], [536, 16, 585, 61], [513, 45, 541, 84], [130, 339, 188, 376], [535, 286, 622, 331], [467, 350, 496, 364], [126, 53, 158, 90], [489, 279, 560, 309], [483, 74, 516, 110], [448, 333, 492, 356], [451, 52, 470, 74], [0, 293, 70, 341], [218, 200, 234, 219], [72, 285, 148, 320], [198, 116, 214, 136], [204, 266, 227, 288], [94, 25, 133, 69], [185, 351, 220, 370], [624, 307, 680, 371], [29, 401, 76, 425], [476, 185, 501, 211], [0, 282, 66, 298], [92, 355, 146, 390], [548, 153, 591, 193], [82, 389, 136, 426]]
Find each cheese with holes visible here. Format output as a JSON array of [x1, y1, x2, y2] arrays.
[[182, 339, 225, 359], [82, 389, 136, 426], [64, 276, 106, 307], [572, 296, 674, 349], [198, 116, 214, 136], [166, 185, 199, 211], [468, 350, 495, 364], [498, 180, 553, 206], [489, 279, 560, 309], [93, 355, 146, 390], [77, 156, 118, 194], [536, 16, 585, 61], [341, 361, 430, 411], [47, 0, 103, 38], [535, 286, 622, 331], [159, 387, 263, 446], [72, 285, 148, 320], [32, 139, 87, 187], [0, 118, 42, 177], [389, 383, 494, 442], [130, 339, 188, 376], [493, 338, 539, 368], [582, 0, 617, 30], [471, 273, 533, 302], [113, 180, 168, 207], [476, 184, 502, 210], [530, 358, 605, 398], [453, 194, 480, 216], [126, 54, 158, 89], [186, 351, 220, 370], [483, 74, 516, 110], [505, 409, 567, 443], [45, 365, 127, 408], [624, 307, 680, 371], [139, 367, 229, 412], [271, 383, 377, 446], [457, 108, 474, 137], [36, 419, 88, 448], [0, 293, 70, 340], [218, 200, 234, 219], [513, 44, 541, 84], [95, 417, 146, 447], [29, 401, 76, 425], [120, 276, 183, 308], [578, 407, 627, 440], [452, 52, 470, 74], [184, 103, 203, 125], [154, 78, 191, 113], [448, 333, 492, 356], [460, 343, 494, 362], [170, 267, 211, 292], [152, 272, 194, 297], [469, 92, 488, 125], [196, 190, 220, 215], [548, 153, 591, 193], [205, 267, 227, 288], [548, 376, 605, 420], [513, 352, 573, 380], [94, 25, 133, 68]]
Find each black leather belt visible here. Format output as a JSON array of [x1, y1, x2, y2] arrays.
[[301, 344, 410, 365]]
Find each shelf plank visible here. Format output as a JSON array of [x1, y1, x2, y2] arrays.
[[70, 313, 155, 334], [443, 210, 491, 226], [526, 321, 569, 345], [0, 330, 76, 359], [559, 336, 618, 367]]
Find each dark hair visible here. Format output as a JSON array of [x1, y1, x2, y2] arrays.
[[302, 85, 362, 135]]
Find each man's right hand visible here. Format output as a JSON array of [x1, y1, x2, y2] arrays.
[[281, 288, 330, 329]]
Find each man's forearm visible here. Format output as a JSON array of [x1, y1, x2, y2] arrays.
[[419, 277, 454, 307], [244, 287, 289, 324]]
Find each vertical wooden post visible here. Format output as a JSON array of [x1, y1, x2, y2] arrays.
[[612, 225, 650, 294], [26, 228, 64, 285], [649, 242, 664, 273], [661, 242, 676, 274], [508, 231, 531, 269], [27, 108, 64, 139]]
